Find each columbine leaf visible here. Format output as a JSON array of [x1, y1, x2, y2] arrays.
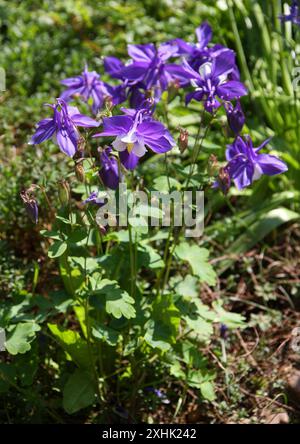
[[92, 280, 136, 320], [175, 242, 217, 286], [5, 322, 40, 355], [92, 325, 121, 346], [48, 240, 68, 258], [47, 324, 90, 369], [176, 275, 198, 298]]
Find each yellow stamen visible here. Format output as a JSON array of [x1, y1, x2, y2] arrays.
[[127, 143, 134, 153]]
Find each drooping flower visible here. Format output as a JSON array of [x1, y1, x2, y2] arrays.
[[225, 101, 245, 134], [183, 51, 247, 113], [280, 1, 300, 26], [29, 99, 99, 157], [60, 65, 125, 114], [226, 135, 288, 189], [99, 147, 120, 190], [20, 189, 38, 224], [94, 108, 175, 168]]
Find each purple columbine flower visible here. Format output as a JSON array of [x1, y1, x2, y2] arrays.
[[94, 108, 175, 168], [29, 98, 99, 157], [280, 1, 300, 26], [60, 65, 125, 114], [83, 191, 105, 206], [99, 147, 120, 190], [226, 135, 288, 189], [120, 43, 189, 96], [183, 51, 247, 113], [168, 22, 240, 77], [225, 101, 245, 134]]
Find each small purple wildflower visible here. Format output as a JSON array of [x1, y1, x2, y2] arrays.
[[94, 108, 175, 166], [226, 135, 288, 189], [29, 99, 99, 157], [83, 191, 105, 206], [183, 51, 247, 113]]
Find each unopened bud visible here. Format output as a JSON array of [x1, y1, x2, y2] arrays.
[[178, 128, 189, 153], [58, 180, 70, 205], [216, 167, 231, 195], [20, 189, 38, 224], [77, 137, 86, 153], [168, 79, 180, 101], [207, 154, 218, 176], [75, 163, 85, 182]]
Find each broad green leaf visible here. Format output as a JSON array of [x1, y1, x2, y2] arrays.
[[91, 280, 136, 320], [67, 228, 88, 244], [48, 240, 68, 259], [48, 324, 90, 369], [176, 275, 198, 298], [63, 369, 95, 414], [175, 243, 217, 286], [5, 322, 40, 355]]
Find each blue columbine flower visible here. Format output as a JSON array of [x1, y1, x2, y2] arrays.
[[280, 1, 300, 26], [99, 147, 120, 190], [83, 191, 105, 206], [93, 107, 175, 168], [183, 51, 247, 113], [107, 43, 188, 104], [60, 65, 125, 114], [226, 135, 288, 189], [29, 98, 99, 157], [225, 101, 245, 135]]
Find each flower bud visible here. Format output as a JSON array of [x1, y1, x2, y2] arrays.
[[178, 128, 189, 153], [225, 101, 245, 135], [58, 180, 70, 205], [75, 163, 85, 182], [20, 190, 38, 224], [168, 79, 180, 101], [207, 154, 218, 177], [215, 167, 231, 195]]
